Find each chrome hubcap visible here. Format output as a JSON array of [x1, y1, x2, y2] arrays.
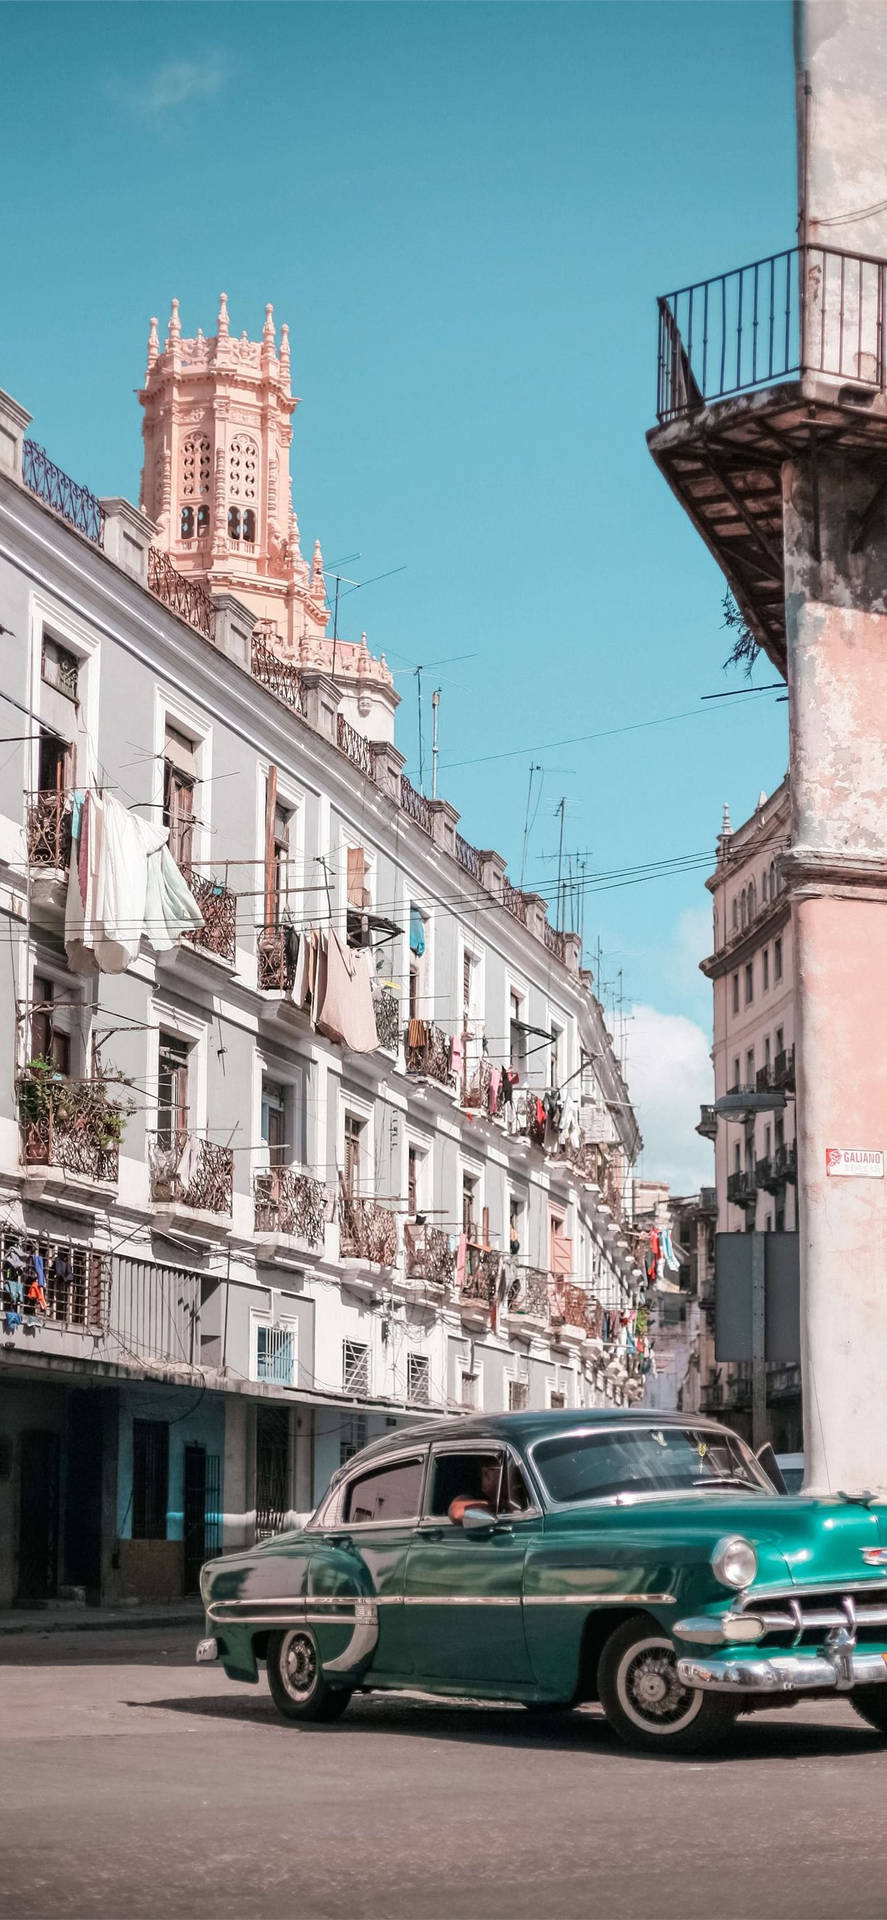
[[279, 1630, 317, 1702], [616, 1637, 702, 1735]]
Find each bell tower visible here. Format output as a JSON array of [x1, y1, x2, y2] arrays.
[[139, 295, 398, 741]]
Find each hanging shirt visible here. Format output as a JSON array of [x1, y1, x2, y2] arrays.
[[316, 931, 379, 1052], [409, 907, 426, 957]]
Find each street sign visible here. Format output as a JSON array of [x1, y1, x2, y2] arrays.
[[825, 1147, 884, 1177]]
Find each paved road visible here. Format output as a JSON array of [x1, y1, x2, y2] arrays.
[[1, 1626, 886, 1920]]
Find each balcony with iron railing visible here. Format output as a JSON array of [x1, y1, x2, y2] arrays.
[[459, 1245, 503, 1312], [338, 1192, 398, 1267], [26, 789, 72, 871], [403, 1222, 455, 1289], [726, 1168, 757, 1208], [506, 1265, 550, 1325], [22, 439, 105, 546], [404, 1021, 453, 1088], [256, 921, 299, 995], [773, 1139, 797, 1184], [773, 1045, 796, 1091], [18, 1065, 127, 1187], [148, 1134, 234, 1216], [251, 630, 307, 716], [180, 866, 237, 964], [254, 1167, 326, 1248], [650, 243, 887, 671], [696, 1103, 717, 1141], [373, 985, 400, 1053], [337, 714, 375, 779], [148, 548, 214, 639]]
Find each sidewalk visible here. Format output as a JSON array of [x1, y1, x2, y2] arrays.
[[0, 1599, 204, 1636]]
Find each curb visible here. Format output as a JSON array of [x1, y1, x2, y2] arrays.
[[0, 1610, 203, 1637]]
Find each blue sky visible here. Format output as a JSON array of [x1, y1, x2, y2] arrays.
[[0, 2, 796, 1185]]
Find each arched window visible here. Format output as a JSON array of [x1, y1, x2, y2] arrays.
[[740, 890, 748, 930], [770, 860, 777, 897], [196, 504, 210, 537], [182, 434, 211, 500], [761, 867, 768, 903], [180, 506, 195, 539], [242, 508, 256, 543], [732, 897, 738, 930], [228, 506, 241, 540], [747, 879, 756, 920]]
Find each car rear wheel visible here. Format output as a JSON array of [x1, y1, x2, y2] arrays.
[[597, 1617, 737, 1754], [851, 1689, 887, 1736], [266, 1628, 352, 1723]]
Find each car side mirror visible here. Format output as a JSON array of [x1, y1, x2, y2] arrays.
[[756, 1442, 788, 1495], [460, 1506, 497, 1538]]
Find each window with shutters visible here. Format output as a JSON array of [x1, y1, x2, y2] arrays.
[[163, 724, 198, 871], [407, 1352, 431, 1405], [30, 975, 72, 1075], [460, 1370, 480, 1410], [344, 1114, 364, 1200], [157, 1033, 190, 1152], [508, 1377, 529, 1412], [343, 1339, 370, 1395], [550, 1213, 573, 1277]]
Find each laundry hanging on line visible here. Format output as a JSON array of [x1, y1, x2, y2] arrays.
[[65, 789, 203, 974]]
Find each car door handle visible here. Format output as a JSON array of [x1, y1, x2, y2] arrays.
[[420, 1526, 445, 1542], [323, 1533, 353, 1551]]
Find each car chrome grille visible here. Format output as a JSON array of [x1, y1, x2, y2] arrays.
[[738, 1584, 887, 1647]]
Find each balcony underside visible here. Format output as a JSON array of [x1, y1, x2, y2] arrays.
[[648, 375, 887, 675]]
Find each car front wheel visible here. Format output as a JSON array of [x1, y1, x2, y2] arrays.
[[597, 1617, 737, 1754], [266, 1628, 352, 1724]]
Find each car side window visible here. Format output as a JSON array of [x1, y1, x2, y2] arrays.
[[342, 1455, 424, 1526], [426, 1450, 504, 1520], [503, 1453, 532, 1513]]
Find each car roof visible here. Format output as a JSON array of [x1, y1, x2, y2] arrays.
[[331, 1407, 734, 1481]]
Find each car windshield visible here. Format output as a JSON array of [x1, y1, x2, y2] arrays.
[[532, 1425, 774, 1504]]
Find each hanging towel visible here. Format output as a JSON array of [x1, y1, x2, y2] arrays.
[[409, 907, 426, 957], [449, 1033, 463, 1077], [316, 931, 378, 1052], [661, 1228, 679, 1273], [456, 1234, 467, 1288]]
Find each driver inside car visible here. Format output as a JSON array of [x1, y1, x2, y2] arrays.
[[447, 1455, 530, 1526]]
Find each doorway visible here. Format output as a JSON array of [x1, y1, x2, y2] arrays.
[[183, 1443, 221, 1593], [18, 1430, 60, 1601], [255, 1406, 289, 1540]]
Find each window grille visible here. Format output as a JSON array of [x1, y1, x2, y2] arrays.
[[41, 638, 79, 702], [407, 1352, 431, 1406], [508, 1377, 529, 1412], [256, 1322, 296, 1387], [343, 1340, 370, 1396], [182, 435, 211, 499], [339, 1414, 368, 1466]]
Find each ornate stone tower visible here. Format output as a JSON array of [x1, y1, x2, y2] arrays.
[[139, 296, 397, 741]]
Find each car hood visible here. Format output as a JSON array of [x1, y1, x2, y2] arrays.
[[543, 1492, 887, 1593]]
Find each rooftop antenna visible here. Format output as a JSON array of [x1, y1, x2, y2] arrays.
[[520, 763, 542, 887], [431, 688, 441, 799], [555, 797, 566, 934]]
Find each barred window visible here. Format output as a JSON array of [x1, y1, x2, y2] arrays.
[[407, 1352, 431, 1405], [343, 1339, 370, 1395]]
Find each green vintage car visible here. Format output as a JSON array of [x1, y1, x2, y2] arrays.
[[197, 1408, 887, 1753]]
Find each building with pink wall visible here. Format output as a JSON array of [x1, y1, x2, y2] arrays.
[[697, 779, 800, 1447]]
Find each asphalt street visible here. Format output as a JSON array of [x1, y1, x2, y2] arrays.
[[1, 1625, 886, 1920]]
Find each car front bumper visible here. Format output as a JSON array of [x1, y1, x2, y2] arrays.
[[677, 1647, 887, 1694]]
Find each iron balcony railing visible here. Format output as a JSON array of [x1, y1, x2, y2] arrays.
[[257, 922, 299, 994], [336, 714, 375, 779], [404, 1021, 453, 1087], [18, 1072, 123, 1186], [727, 1169, 757, 1207], [455, 833, 484, 883], [251, 631, 306, 717], [148, 548, 214, 640], [400, 773, 434, 836], [403, 1222, 455, 1288], [22, 439, 105, 546], [254, 1167, 326, 1247], [373, 985, 400, 1053], [656, 243, 887, 423], [148, 1134, 234, 1215], [26, 789, 72, 869], [338, 1192, 398, 1266], [181, 867, 237, 963], [773, 1044, 796, 1090]]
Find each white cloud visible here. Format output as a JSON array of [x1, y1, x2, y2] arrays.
[[662, 904, 714, 1022], [116, 56, 232, 118], [626, 1002, 715, 1195]]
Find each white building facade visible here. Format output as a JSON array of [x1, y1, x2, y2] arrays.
[[0, 308, 642, 1608]]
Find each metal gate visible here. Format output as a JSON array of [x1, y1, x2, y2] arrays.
[[183, 1445, 221, 1592], [255, 1406, 289, 1540]]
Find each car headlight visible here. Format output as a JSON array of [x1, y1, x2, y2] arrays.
[[711, 1535, 758, 1589]]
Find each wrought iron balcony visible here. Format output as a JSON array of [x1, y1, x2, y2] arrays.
[[455, 833, 484, 883], [18, 1068, 125, 1185], [337, 714, 375, 778], [404, 1022, 453, 1087], [26, 789, 72, 869], [726, 1169, 757, 1208], [656, 243, 887, 424], [399, 773, 434, 836], [254, 1167, 326, 1247], [149, 1134, 233, 1215], [22, 439, 105, 546], [403, 1222, 455, 1288], [251, 630, 306, 717], [460, 1245, 502, 1308], [773, 1139, 797, 1184], [696, 1103, 717, 1141], [773, 1045, 796, 1091], [181, 867, 237, 963], [148, 548, 214, 640], [507, 1266, 550, 1323], [257, 922, 298, 994], [373, 985, 400, 1053], [338, 1193, 398, 1266]]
